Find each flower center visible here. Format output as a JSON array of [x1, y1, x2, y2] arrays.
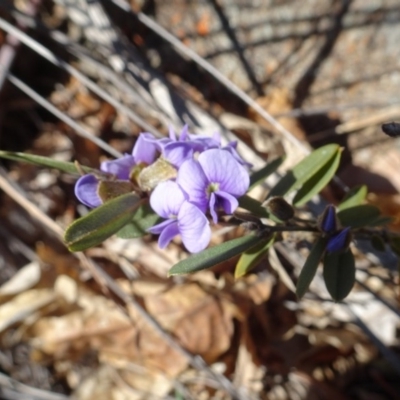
[[206, 182, 220, 196]]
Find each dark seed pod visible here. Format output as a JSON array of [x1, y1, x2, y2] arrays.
[[264, 197, 295, 221]]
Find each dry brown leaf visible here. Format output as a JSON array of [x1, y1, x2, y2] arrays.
[[32, 276, 188, 377], [0, 289, 55, 333], [232, 322, 264, 396], [252, 88, 306, 141], [36, 242, 80, 281], [0, 261, 41, 297], [236, 274, 275, 305], [143, 282, 236, 363], [73, 365, 118, 400]]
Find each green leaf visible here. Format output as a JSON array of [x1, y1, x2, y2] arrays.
[[64, 193, 143, 252], [234, 234, 276, 278], [296, 237, 326, 299], [116, 203, 161, 239], [267, 144, 340, 199], [389, 237, 400, 257], [323, 249, 355, 301], [338, 185, 367, 211], [337, 205, 381, 228], [238, 195, 269, 218], [168, 235, 263, 276], [0, 150, 95, 175], [249, 156, 285, 190], [370, 235, 386, 252], [293, 149, 341, 206]]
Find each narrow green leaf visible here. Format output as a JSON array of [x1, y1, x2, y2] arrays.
[[389, 237, 400, 257], [235, 234, 276, 278], [0, 150, 95, 175], [168, 235, 263, 276], [249, 156, 285, 190], [238, 195, 269, 218], [323, 249, 356, 301], [65, 193, 143, 252], [370, 235, 386, 252], [293, 149, 341, 206], [116, 203, 161, 239], [337, 205, 381, 228], [338, 185, 367, 211], [267, 144, 340, 199], [296, 237, 326, 299]]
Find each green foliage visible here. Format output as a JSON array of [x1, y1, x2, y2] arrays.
[[238, 195, 269, 218], [0, 150, 96, 175], [389, 237, 400, 257], [64, 193, 143, 252], [116, 203, 161, 239], [168, 235, 263, 276], [323, 249, 356, 302], [370, 235, 386, 252], [235, 234, 276, 278], [338, 184, 367, 211], [337, 204, 382, 228], [249, 156, 285, 189], [296, 237, 327, 299], [266, 144, 341, 200], [293, 149, 341, 206]]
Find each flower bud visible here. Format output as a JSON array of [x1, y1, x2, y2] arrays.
[[318, 205, 338, 234], [264, 197, 295, 221], [326, 227, 351, 253]]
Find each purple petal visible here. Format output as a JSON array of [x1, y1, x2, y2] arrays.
[[168, 126, 177, 141], [147, 219, 175, 235], [163, 142, 194, 167], [75, 174, 102, 208], [215, 191, 239, 215], [208, 191, 239, 223], [178, 202, 211, 253], [132, 133, 161, 164], [100, 155, 136, 180], [326, 227, 351, 253], [190, 135, 220, 152], [320, 205, 337, 234], [178, 125, 190, 141], [149, 181, 186, 218], [209, 192, 218, 223], [176, 159, 209, 212], [158, 220, 180, 248], [222, 144, 253, 168], [198, 149, 249, 196]]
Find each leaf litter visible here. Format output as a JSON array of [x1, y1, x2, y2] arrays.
[[0, 0, 400, 399]]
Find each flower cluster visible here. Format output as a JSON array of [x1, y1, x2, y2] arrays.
[[75, 126, 250, 253]]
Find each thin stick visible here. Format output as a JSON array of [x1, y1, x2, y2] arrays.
[[7, 73, 122, 158], [0, 16, 163, 138], [0, 370, 69, 400]]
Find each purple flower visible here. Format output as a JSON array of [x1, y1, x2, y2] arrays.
[[75, 132, 164, 208], [75, 154, 136, 208], [162, 125, 251, 168], [177, 149, 250, 223], [319, 204, 337, 234], [162, 125, 207, 168], [148, 181, 211, 253], [326, 227, 351, 253], [132, 132, 161, 165]]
